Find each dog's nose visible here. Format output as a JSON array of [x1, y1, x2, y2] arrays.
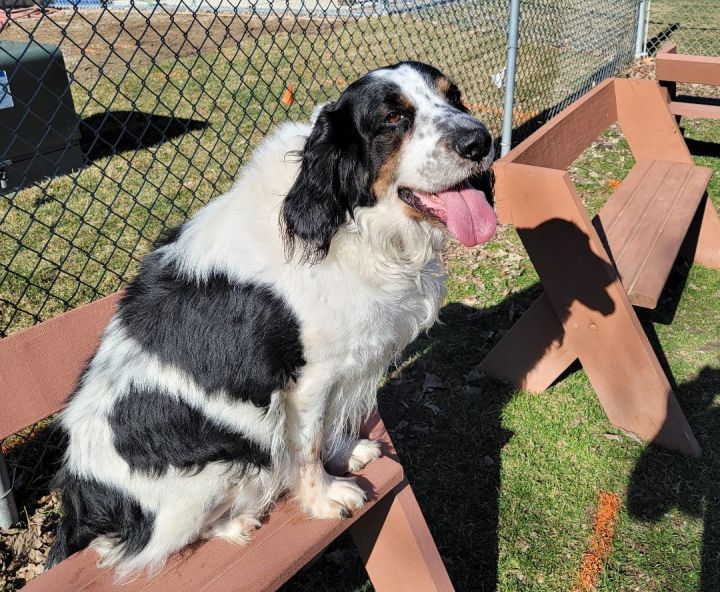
[[454, 127, 492, 162]]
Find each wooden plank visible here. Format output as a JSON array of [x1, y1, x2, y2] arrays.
[[596, 160, 674, 264], [595, 162, 711, 308], [656, 52, 720, 86], [28, 458, 404, 592], [351, 481, 454, 592], [693, 195, 720, 269], [479, 292, 577, 393], [501, 78, 617, 170], [623, 166, 711, 307], [615, 78, 693, 164], [501, 162, 700, 456], [24, 420, 405, 592], [656, 43, 678, 56], [669, 100, 720, 119], [0, 293, 121, 440]]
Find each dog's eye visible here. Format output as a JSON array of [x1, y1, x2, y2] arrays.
[[385, 112, 404, 125]]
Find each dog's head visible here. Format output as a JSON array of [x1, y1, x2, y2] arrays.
[[282, 61, 497, 263]]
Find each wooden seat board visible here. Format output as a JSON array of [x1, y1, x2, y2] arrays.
[[0, 292, 121, 440], [596, 161, 712, 308], [656, 50, 720, 86], [598, 160, 673, 259], [669, 100, 720, 119]]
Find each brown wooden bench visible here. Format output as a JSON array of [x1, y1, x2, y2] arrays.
[[480, 78, 720, 457], [0, 293, 453, 591], [656, 43, 720, 119]]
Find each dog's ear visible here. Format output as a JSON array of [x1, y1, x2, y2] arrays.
[[282, 102, 373, 263]]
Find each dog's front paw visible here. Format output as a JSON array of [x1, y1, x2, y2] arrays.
[[299, 475, 367, 519], [326, 438, 382, 475], [347, 439, 382, 472]]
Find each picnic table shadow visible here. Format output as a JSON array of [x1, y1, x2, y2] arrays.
[[627, 364, 720, 591]]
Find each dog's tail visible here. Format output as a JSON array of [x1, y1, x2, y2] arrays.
[[46, 470, 154, 573], [46, 513, 79, 568], [46, 469, 102, 569]]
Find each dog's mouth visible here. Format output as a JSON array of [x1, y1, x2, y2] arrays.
[[398, 181, 497, 246]]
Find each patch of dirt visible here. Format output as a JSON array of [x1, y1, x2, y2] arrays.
[[1, 9, 344, 84]]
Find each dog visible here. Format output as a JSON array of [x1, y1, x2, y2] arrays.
[[47, 61, 497, 579]]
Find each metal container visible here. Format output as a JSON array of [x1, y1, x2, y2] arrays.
[[0, 40, 83, 193]]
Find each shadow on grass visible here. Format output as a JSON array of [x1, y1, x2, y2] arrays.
[[685, 137, 720, 159], [627, 365, 720, 592], [79, 110, 208, 162], [627, 244, 720, 590]]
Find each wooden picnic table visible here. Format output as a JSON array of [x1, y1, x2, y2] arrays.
[[480, 78, 720, 457]]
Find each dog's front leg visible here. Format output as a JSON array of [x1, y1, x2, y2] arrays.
[[286, 366, 366, 519]]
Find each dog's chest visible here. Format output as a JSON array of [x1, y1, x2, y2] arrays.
[[294, 265, 445, 370]]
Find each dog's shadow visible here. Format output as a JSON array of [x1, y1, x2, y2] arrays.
[[283, 292, 534, 591]]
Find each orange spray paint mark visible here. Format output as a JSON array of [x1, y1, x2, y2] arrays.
[[572, 491, 621, 592], [281, 82, 294, 106]]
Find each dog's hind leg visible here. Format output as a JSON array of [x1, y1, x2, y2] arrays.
[[199, 472, 269, 544]]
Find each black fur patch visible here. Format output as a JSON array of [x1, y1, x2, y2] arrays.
[[47, 468, 154, 568], [117, 252, 305, 407], [109, 385, 271, 475]]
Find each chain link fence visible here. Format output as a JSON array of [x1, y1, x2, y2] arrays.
[[2, 0, 642, 587], [647, 0, 720, 56], [0, 0, 641, 340]]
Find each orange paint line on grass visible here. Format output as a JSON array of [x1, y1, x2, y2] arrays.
[[572, 491, 621, 592]]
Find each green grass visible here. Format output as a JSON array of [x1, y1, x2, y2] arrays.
[[648, 0, 720, 56]]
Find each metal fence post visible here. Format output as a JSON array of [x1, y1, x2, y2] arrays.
[[500, 0, 521, 157], [635, 0, 648, 58], [0, 451, 19, 529]]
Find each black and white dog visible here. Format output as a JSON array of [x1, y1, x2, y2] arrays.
[[47, 61, 496, 578]]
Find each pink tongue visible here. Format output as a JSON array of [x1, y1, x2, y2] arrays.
[[438, 185, 497, 246]]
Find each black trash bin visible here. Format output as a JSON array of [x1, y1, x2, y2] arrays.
[[0, 40, 83, 193]]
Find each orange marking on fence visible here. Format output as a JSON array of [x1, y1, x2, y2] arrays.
[[281, 82, 295, 106], [572, 491, 621, 592]]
